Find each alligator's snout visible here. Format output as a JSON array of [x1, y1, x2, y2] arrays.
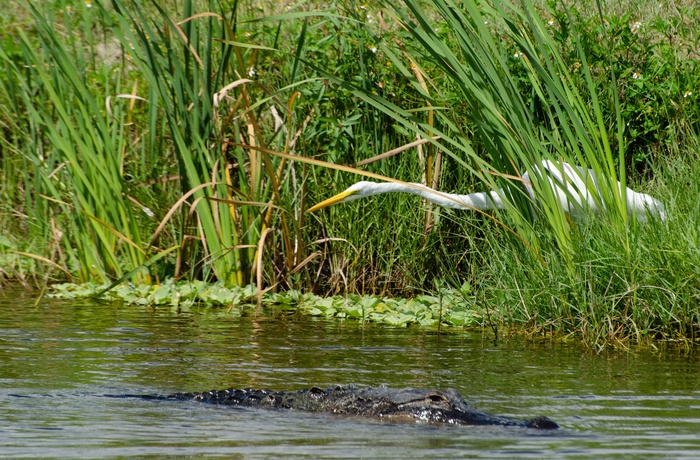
[[527, 416, 559, 430]]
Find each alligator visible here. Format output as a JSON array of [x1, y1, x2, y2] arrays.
[[156, 384, 558, 429]]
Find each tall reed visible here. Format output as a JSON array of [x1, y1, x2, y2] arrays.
[[303, 0, 689, 344], [0, 0, 314, 288], [1, 3, 151, 283], [316, 0, 662, 279]]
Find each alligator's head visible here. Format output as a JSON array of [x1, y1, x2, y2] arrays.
[[382, 388, 559, 430]]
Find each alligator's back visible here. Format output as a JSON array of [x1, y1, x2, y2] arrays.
[[168, 385, 558, 429]]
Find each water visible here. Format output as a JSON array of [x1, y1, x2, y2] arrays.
[[1, 287, 698, 458]]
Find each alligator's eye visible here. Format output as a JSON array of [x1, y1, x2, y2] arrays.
[[309, 387, 324, 397], [427, 393, 448, 403]]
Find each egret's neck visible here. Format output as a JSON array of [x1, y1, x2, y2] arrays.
[[373, 183, 503, 211]]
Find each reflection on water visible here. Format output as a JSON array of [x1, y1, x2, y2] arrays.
[[1, 287, 699, 458]]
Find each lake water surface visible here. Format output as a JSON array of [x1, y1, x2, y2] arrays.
[[1, 287, 699, 458]]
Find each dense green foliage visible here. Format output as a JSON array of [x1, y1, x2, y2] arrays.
[[1, 0, 698, 346]]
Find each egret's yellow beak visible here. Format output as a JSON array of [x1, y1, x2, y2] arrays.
[[307, 190, 358, 213]]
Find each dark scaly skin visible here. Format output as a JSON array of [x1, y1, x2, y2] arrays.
[[166, 384, 558, 429]]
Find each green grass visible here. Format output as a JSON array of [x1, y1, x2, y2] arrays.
[[1, 0, 698, 347]]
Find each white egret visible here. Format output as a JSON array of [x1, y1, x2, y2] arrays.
[[307, 160, 666, 221]]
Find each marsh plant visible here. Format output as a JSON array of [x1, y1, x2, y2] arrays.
[[0, 0, 698, 345], [1, 0, 321, 291], [309, 0, 698, 344]]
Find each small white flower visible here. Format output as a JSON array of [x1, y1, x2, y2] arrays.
[[632, 72, 640, 80], [244, 31, 252, 38], [66, 6, 73, 14], [370, 46, 377, 53], [630, 21, 642, 32], [548, 18, 554, 26], [513, 51, 523, 58], [143, 207, 155, 218], [85, 0, 92, 8], [359, 4, 368, 10], [683, 91, 692, 98], [248, 67, 256, 77]]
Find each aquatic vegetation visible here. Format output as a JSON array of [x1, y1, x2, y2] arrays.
[[50, 280, 480, 329]]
